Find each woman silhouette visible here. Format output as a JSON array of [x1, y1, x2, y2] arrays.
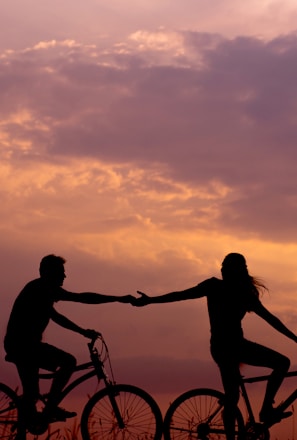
[[135, 253, 297, 440]]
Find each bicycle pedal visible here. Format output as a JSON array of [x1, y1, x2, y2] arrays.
[[245, 422, 268, 440], [49, 416, 66, 423], [44, 406, 77, 422]]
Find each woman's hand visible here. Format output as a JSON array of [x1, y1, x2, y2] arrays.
[[131, 291, 151, 307]]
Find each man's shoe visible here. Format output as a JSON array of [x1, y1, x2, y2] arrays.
[[259, 407, 292, 425], [44, 406, 77, 422]]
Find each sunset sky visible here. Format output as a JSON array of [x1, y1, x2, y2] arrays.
[[1, 0, 297, 438]]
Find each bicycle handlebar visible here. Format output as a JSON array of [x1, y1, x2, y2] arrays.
[[88, 332, 102, 350], [87, 332, 113, 377]]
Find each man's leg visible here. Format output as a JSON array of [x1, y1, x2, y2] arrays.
[[38, 343, 77, 418], [15, 358, 39, 417], [13, 354, 41, 436]]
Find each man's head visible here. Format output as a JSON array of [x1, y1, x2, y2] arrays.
[[39, 254, 66, 286]]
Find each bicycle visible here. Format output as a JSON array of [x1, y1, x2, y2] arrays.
[[163, 370, 297, 440], [0, 333, 163, 440]]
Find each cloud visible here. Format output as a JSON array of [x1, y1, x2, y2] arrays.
[[1, 30, 297, 244], [1, 30, 297, 325]]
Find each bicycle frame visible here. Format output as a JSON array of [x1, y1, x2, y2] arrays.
[[241, 370, 297, 425], [39, 364, 98, 403], [163, 369, 297, 440], [38, 337, 114, 404], [1, 335, 163, 440], [39, 337, 126, 430]]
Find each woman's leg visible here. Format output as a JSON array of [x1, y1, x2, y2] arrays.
[[217, 361, 241, 440], [240, 339, 290, 421], [211, 345, 241, 440]]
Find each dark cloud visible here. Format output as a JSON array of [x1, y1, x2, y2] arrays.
[[2, 32, 297, 170], [217, 185, 297, 241]]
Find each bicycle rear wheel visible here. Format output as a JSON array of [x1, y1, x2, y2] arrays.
[[0, 383, 19, 440], [163, 388, 245, 440], [81, 384, 163, 440]]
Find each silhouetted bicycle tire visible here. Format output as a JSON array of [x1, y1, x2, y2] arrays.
[[163, 388, 245, 440], [0, 383, 19, 440], [81, 383, 163, 440]]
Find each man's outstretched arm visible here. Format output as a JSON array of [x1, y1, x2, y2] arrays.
[[58, 289, 136, 304]]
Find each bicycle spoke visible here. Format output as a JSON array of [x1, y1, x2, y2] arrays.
[[164, 388, 244, 440], [0, 385, 18, 440], [81, 384, 163, 440]]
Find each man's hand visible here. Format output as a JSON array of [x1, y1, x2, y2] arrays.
[[131, 291, 151, 307], [83, 329, 101, 339]]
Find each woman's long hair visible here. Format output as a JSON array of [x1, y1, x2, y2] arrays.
[[221, 253, 268, 301]]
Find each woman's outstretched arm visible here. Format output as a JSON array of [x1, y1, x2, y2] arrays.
[[254, 302, 297, 343], [134, 280, 211, 306]]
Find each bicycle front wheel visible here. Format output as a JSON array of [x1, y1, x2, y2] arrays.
[[0, 383, 19, 440], [163, 388, 245, 440], [81, 384, 163, 440]]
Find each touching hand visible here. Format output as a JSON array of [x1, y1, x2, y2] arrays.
[[132, 291, 151, 307]]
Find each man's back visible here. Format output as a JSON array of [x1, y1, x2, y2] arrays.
[[4, 278, 58, 354]]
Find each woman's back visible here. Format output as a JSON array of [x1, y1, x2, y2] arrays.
[[204, 277, 260, 348]]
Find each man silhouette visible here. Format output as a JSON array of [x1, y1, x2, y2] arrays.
[[4, 254, 135, 425]]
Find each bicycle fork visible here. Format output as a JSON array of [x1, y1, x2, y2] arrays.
[[107, 389, 125, 430], [92, 349, 125, 430]]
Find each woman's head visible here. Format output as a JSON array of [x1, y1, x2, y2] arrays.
[[221, 252, 267, 298], [221, 253, 249, 282]]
